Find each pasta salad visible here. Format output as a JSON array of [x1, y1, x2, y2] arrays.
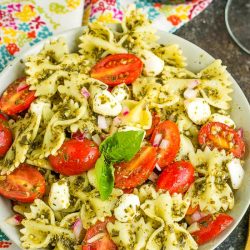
[[0, 6, 246, 250]]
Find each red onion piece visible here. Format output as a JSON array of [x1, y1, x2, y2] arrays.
[[237, 128, 244, 138], [72, 218, 84, 241], [190, 210, 208, 223], [155, 163, 162, 172], [159, 139, 169, 150], [113, 116, 121, 126], [6, 214, 23, 226], [148, 172, 158, 182], [153, 133, 162, 147], [81, 87, 90, 99], [72, 131, 85, 141], [98, 115, 108, 130], [184, 88, 197, 99], [92, 134, 102, 145], [16, 83, 29, 92], [122, 107, 130, 116], [188, 80, 199, 89]]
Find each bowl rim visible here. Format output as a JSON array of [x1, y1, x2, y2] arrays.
[[0, 26, 250, 250]]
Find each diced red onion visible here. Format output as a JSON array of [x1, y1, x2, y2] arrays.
[[153, 133, 162, 147], [113, 116, 122, 126], [184, 88, 197, 99], [148, 172, 158, 182], [16, 83, 29, 92], [237, 128, 243, 138], [155, 163, 161, 172], [159, 139, 169, 150], [81, 87, 90, 99], [190, 210, 207, 222], [72, 218, 84, 241], [92, 134, 102, 145], [6, 214, 23, 226], [87, 233, 106, 244], [188, 80, 199, 89], [122, 107, 130, 116], [98, 115, 108, 130], [187, 222, 200, 233], [72, 131, 85, 141]]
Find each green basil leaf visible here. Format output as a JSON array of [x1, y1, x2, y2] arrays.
[[95, 154, 114, 200], [100, 130, 144, 162]]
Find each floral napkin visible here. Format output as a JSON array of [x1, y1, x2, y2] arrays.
[[0, 0, 213, 249]]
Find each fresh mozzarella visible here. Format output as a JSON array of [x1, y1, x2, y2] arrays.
[[111, 83, 130, 102], [227, 158, 244, 189], [114, 194, 140, 222], [185, 98, 211, 125], [48, 181, 70, 211], [209, 113, 235, 128], [141, 50, 164, 76], [93, 90, 122, 116]]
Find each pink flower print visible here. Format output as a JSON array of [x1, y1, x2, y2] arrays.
[[7, 3, 21, 13], [30, 16, 46, 29], [113, 8, 123, 21], [0, 10, 17, 30], [105, 0, 116, 6], [6, 43, 20, 55]]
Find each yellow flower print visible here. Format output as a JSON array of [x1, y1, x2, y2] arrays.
[[66, 0, 81, 9], [2, 27, 17, 37], [97, 13, 120, 24], [176, 5, 191, 13], [14, 5, 36, 22]]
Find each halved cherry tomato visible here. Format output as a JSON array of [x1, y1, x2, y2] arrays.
[[0, 164, 45, 203], [82, 217, 117, 250], [186, 205, 199, 215], [114, 146, 157, 189], [150, 120, 180, 169], [0, 113, 7, 121], [156, 161, 195, 194], [91, 54, 143, 86], [191, 213, 233, 245], [146, 113, 161, 137], [49, 139, 100, 176], [198, 122, 245, 158], [0, 77, 36, 115], [0, 120, 12, 157]]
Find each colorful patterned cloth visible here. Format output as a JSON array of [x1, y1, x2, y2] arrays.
[[0, 0, 213, 249]]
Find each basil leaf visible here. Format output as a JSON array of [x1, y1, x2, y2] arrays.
[[100, 130, 144, 162], [95, 154, 114, 200]]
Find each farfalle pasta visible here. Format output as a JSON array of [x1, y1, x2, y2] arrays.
[[0, 5, 244, 250]]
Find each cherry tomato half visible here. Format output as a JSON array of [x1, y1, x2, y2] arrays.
[[114, 146, 157, 189], [0, 77, 36, 115], [49, 139, 100, 176], [198, 122, 245, 158], [156, 161, 195, 194], [82, 217, 117, 250], [0, 164, 45, 203], [91, 54, 143, 86], [191, 213, 233, 245], [146, 113, 161, 138], [150, 120, 180, 169], [0, 120, 12, 157]]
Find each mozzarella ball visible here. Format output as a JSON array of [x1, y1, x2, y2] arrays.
[[185, 98, 211, 125], [114, 194, 140, 222], [111, 83, 131, 102], [48, 180, 70, 211], [209, 113, 235, 128], [141, 50, 164, 76], [227, 158, 244, 189], [93, 90, 122, 116]]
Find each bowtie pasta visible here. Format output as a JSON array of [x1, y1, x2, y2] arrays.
[[0, 6, 245, 250]]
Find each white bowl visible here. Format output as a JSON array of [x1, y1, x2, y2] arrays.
[[0, 27, 249, 250]]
